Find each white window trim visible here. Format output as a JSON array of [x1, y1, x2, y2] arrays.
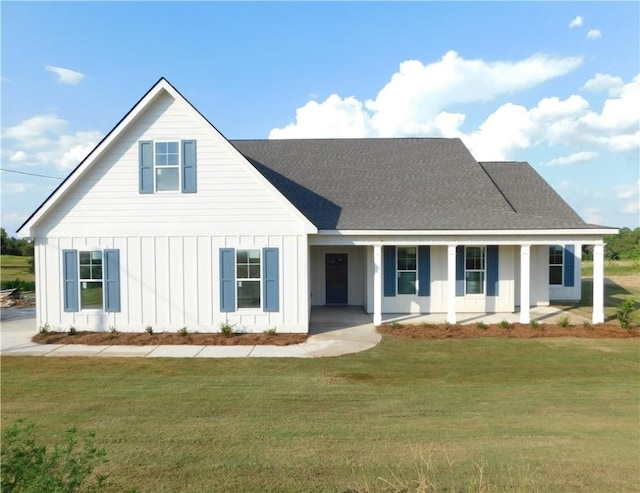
[[397, 246, 418, 296], [78, 249, 104, 311], [236, 249, 262, 311], [549, 245, 564, 286], [153, 141, 181, 193], [465, 246, 486, 296]]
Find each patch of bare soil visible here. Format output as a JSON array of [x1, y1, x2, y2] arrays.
[[32, 331, 307, 346], [378, 322, 640, 339]]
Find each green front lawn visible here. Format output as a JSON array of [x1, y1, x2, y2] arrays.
[[2, 338, 639, 492]]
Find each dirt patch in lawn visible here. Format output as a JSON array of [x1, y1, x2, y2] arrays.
[[378, 322, 639, 339], [32, 331, 307, 346]]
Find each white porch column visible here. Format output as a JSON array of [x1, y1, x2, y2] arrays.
[[520, 244, 531, 324], [373, 244, 382, 326], [592, 243, 605, 324], [447, 244, 457, 324]]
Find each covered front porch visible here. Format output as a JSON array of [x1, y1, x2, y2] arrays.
[[309, 234, 607, 326]]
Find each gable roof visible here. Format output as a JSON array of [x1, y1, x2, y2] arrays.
[[18, 78, 316, 236], [231, 139, 598, 231]]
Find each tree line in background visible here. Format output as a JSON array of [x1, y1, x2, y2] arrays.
[[583, 228, 640, 260], [1, 228, 34, 257], [2, 227, 639, 263]]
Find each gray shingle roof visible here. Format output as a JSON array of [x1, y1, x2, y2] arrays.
[[230, 138, 595, 230]]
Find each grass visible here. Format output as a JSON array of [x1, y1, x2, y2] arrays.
[[582, 258, 640, 277], [0, 254, 34, 287], [2, 338, 639, 492]]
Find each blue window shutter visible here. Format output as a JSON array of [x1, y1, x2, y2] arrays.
[[63, 249, 79, 312], [456, 246, 464, 296], [220, 248, 236, 312], [383, 246, 396, 297], [181, 140, 197, 193], [263, 248, 279, 312], [139, 141, 153, 194], [417, 246, 430, 297], [104, 249, 121, 312], [564, 245, 575, 287], [486, 245, 499, 296]]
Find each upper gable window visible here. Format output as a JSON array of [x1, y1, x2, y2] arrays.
[[154, 142, 180, 191], [139, 140, 197, 194]]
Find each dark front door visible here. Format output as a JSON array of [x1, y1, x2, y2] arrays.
[[325, 253, 348, 304]]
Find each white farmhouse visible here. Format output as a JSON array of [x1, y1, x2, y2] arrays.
[[18, 79, 617, 333]]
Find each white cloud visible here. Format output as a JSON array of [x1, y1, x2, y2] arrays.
[[547, 151, 599, 166], [45, 65, 86, 85], [583, 206, 603, 224], [613, 180, 640, 215], [582, 73, 624, 96], [269, 52, 640, 161], [270, 51, 583, 140], [1, 183, 33, 194], [587, 29, 602, 40], [270, 95, 373, 139], [569, 16, 583, 28], [2, 114, 102, 170]]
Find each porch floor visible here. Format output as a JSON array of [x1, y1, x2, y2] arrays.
[[311, 305, 590, 329], [383, 305, 591, 325]]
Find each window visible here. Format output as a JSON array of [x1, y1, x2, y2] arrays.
[[549, 245, 563, 285], [397, 246, 417, 295], [236, 250, 261, 309], [465, 246, 485, 294], [139, 140, 197, 194], [220, 248, 279, 313], [154, 141, 180, 191], [79, 251, 103, 309]]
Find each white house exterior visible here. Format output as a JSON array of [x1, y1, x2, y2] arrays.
[[18, 78, 617, 333]]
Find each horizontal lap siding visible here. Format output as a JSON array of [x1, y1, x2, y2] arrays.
[[37, 92, 302, 237], [34, 234, 308, 333]]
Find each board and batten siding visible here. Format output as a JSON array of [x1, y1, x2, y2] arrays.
[[363, 245, 516, 315], [35, 92, 304, 237], [31, 90, 311, 332], [34, 234, 309, 333]]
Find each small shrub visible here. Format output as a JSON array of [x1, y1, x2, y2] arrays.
[[616, 297, 637, 329], [499, 319, 512, 329], [38, 322, 50, 335], [219, 320, 235, 336], [1, 419, 108, 493], [583, 321, 593, 330], [419, 321, 432, 329], [530, 319, 540, 329], [145, 325, 154, 335], [68, 326, 77, 336], [444, 321, 451, 330], [263, 327, 277, 335], [557, 315, 571, 328], [178, 326, 188, 337], [390, 321, 400, 330], [475, 321, 487, 330], [109, 325, 118, 334]]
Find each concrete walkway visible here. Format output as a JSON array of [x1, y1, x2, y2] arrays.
[[0, 306, 380, 358], [0, 305, 587, 359]]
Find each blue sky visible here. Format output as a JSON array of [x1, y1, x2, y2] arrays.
[[2, 1, 639, 235]]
